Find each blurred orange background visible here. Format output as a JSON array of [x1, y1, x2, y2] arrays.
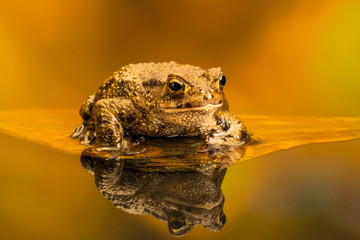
[[0, 0, 359, 239], [1, 0, 359, 116]]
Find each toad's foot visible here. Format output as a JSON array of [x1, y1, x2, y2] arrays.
[[197, 130, 250, 155], [71, 123, 96, 146], [201, 110, 250, 151], [96, 136, 146, 156], [208, 130, 250, 146], [98, 147, 146, 159]]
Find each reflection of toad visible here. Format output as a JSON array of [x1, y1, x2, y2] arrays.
[[81, 153, 227, 236], [72, 62, 249, 151]]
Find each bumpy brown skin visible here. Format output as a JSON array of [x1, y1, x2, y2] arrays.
[[73, 62, 249, 149]]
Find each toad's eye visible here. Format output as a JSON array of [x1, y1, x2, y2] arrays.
[[168, 79, 185, 93], [168, 217, 192, 236], [219, 75, 226, 89], [219, 211, 226, 226], [169, 219, 185, 230]]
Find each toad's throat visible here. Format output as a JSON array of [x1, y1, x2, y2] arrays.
[[162, 103, 222, 113]]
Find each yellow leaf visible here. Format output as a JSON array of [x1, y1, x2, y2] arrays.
[[0, 109, 359, 170]]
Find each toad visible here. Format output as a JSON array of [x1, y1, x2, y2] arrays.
[[72, 62, 249, 150]]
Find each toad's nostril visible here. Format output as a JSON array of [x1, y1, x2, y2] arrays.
[[203, 95, 208, 101]]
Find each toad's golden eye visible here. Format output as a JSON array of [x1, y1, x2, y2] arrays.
[[218, 211, 226, 226], [219, 75, 226, 89], [168, 217, 191, 236], [168, 79, 185, 93], [169, 219, 185, 231]]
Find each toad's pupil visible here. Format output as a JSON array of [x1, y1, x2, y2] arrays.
[[169, 81, 183, 91], [170, 220, 184, 230], [220, 75, 226, 87]]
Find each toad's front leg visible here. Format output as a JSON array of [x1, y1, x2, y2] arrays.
[[205, 110, 250, 146], [92, 98, 136, 150]]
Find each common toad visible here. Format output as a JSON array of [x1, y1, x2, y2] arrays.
[[72, 62, 249, 150]]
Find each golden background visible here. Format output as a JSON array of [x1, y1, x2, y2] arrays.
[[0, 0, 359, 239]]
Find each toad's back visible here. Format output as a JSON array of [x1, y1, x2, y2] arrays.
[[94, 62, 206, 101]]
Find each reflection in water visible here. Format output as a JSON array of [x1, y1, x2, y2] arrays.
[[81, 141, 230, 236], [81, 137, 248, 172], [1, 110, 360, 237], [2, 110, 360, 236]]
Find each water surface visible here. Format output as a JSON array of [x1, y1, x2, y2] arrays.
[[0, 109, 360, 239]]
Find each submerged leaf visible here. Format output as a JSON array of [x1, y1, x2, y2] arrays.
[[0, 109, 359, 170]]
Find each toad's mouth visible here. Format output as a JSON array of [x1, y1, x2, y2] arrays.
[[162, 103, 222, 113]]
